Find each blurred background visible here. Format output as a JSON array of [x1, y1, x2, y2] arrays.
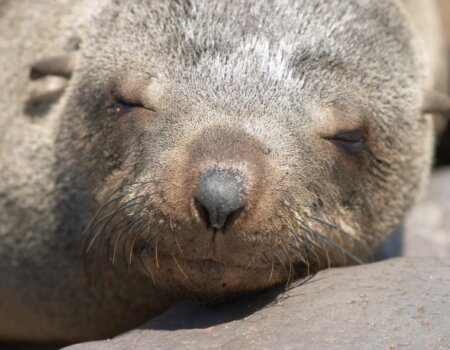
[[403, 0, 450, 257], [435, 0, 450, 166]]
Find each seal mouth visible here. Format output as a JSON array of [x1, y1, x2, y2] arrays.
[[143, 251, 287, 300], [182, 257, 225, 279], [155, 251, 266, 273], [140, 249, 286, 296]]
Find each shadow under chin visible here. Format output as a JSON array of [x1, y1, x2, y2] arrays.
[[138, 283, 285, 331], [0, 343, 63, 350], [138, 272, 316, 331]]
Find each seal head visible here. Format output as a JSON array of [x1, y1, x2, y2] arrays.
[[60, 0, 439, 299]]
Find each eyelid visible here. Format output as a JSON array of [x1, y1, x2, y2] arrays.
[[110, 91, 157, 113], [322, 129, 366, 142], [322, 129, 367, 155], [112, 91, 143, 108]]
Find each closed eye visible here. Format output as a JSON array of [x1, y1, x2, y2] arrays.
[[114, 96, 142, 112], [323, 130, 367, 154], [108, 92, 156, 114]]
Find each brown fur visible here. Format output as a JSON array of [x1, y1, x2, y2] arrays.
[[0, 0, 449, 343]]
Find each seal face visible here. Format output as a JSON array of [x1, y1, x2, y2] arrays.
[[2, 0, 446, 341], [74, 0, 434, 301]]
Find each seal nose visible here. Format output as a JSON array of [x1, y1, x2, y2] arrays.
[[195, 169, 244, 230]]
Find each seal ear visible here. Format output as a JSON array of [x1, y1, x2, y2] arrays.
[[25, 52, 76, 117], [421, 90, 450, 118]]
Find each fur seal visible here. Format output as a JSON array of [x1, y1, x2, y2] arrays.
[[1, 0, 450, 343]]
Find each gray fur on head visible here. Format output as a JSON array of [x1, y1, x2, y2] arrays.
[[0, 0, 446, 343]]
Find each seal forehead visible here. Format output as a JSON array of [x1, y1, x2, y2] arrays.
[[89, 0, 423, 117]]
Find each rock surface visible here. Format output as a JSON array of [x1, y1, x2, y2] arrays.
[[65, 257, 450, 350]]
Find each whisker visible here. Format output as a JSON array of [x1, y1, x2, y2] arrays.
[[296, 219, 364, 265], [125, 220, 148, 273], [155, 233, 160, 269], [82, 192, 127, 236], [137, 225, 161, 269], [268, 257, 275, 283], [139, 250, 157, 286], [136, 223, 157, 286], [83, 178, 157, 238], [280, 216, 325, 268], [270, 247, 289, 281], [174, 234, 183, 255], [172, 252, 188, 279], [90, 193, 146, 233], [285, 243, 312, 276], [278, 235, 294, 285], [85, 195, 144, 253], [305, 214, 373, 258], [111, 217, 144, 265], [127, 222, 145, 268], [281, 202, 363, 265], [281, 202, 331, 267]]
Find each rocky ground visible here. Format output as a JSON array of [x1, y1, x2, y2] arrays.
[[65, 257, 449, 350]]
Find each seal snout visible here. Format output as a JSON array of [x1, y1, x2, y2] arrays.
[[195, 169, 245, 230]]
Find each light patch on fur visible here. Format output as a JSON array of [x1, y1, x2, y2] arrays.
[[239, 36, 293, 82], [205, 35, 305, 88], [73, 0, 111, 28]]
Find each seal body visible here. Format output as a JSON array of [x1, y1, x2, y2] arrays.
[[0, 0, 446, 342]]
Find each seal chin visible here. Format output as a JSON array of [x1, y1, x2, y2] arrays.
[[140, 252, 286, 301]]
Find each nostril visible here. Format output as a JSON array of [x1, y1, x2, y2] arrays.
[[194, 197, 211, 228], [194, 197, 244, 230], [195, 169, 245, 230], [223, 206, 244, 228]]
